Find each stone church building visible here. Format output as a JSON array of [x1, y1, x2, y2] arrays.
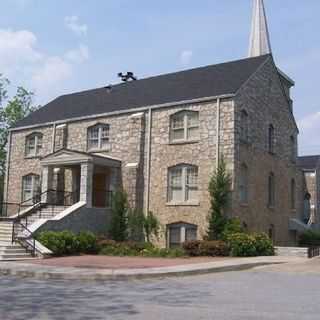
[[1, 0, 318, 251]]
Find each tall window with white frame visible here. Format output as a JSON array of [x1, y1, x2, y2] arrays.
[[170, 111, 199, 143], [291, 178, 296, 210], [22, 174, 40, 203], [168, 165, 198, 203], [25, 133, 43, 157], [240, 110, 249, 143], [87, 124, 110, 151], [268, 172, 275, 207], [268, 124, 275, 154], [239, 163, 249, 204]]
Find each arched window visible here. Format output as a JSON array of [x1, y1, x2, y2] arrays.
[[268, 124, 275, 154], [240, 110, 249, 143], [291, 179, 296, 210], [239, 163, 249, 203], [168, 164, 198, 203], [22, 174, 40, 203], [303, 193, 311, 224], [25, 132, 43, 157], [87, 124, 110, 151], [290, 135, 296, 163], [170, 111, 199, 143], [167, 222, 197, 248], [268, 172, 275, 207]]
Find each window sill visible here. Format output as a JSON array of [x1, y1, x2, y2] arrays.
[[24, 155, 41, 160], [168, 139, 199, 146], [166, 201, 200, 207], [240, 202, 249, 207], [88, 148, 111, 153], [267, 205, 275, 210]]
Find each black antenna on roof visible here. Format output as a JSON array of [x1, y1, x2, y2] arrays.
[[118, 72, 137, 82]]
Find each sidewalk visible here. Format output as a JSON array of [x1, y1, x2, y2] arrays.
[[0, 256, 305, 280]]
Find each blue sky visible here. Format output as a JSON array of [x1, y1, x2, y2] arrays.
[[0, 0, 319, 155]]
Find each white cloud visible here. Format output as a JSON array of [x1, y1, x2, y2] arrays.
[[180, 50, 193, 66], [0, 28, 90, 103], [298, 111, 320, 155], [65, 44, 89, 63], [65, 16, 88, 37]]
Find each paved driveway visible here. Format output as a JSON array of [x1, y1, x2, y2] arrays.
[[0, 258, 319, 320]]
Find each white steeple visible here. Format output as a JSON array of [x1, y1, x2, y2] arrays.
[[248, 0, 272, 57]]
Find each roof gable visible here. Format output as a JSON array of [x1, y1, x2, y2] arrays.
[[14, 54, 271, 129]]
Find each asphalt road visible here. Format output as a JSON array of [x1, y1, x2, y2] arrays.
[[0, 259, 319, 320]]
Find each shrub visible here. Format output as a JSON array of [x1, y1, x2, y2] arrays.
[[207, 158, 231, 240], [221, 218, 244, 240], [98, 240, 185, 258], [299, 231, 320, 247], [77, 231, 98, 254], [227, 233, 257, 257], [37, 231, 79, 256], [253, 233, 274, 256], [109, 190, 129, 242], [183, 240, 229, 257], [37, 231, 98, 256]]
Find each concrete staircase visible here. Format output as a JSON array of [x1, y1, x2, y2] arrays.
[[0, 221, 35, 261]]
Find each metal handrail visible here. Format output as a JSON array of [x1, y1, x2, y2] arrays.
[[12, 221, 38, 257]]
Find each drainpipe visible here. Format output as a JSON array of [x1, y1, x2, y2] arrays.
[[145, 108, 152, 215], [51, 123, 56, 153], [216, 98, 221, 168], [4, 131, 12, 212]]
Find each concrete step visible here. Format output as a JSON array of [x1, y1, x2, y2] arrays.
[[0, 257, 37, 261], [0, 253, 31, 259]]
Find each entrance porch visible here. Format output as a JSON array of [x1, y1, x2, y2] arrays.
[[40, 149, 121, 208]]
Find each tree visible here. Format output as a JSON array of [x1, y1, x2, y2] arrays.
[[0, 75, 39, 204], [109, 190, 129, 241], [207, 157, 231, 240]]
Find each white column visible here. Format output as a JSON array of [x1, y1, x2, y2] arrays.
[[80, 162, 93, 208], [41, 166, 53, 203]]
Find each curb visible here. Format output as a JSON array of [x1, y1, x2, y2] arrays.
[[0, 260, 288, 281]]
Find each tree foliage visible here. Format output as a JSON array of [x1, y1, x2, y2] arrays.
[[109, 190, 129, 242], [207, 158, 231, 240], [0, 75, 39, 203]]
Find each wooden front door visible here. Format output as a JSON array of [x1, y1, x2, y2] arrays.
[[93, 173, 107, 207]]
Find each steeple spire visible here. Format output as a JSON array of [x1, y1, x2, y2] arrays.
[[248, 0, 272, 57]]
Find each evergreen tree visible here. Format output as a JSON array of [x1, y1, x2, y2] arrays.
[[109, 190, 129, 241], [207, 157, 231, 240]]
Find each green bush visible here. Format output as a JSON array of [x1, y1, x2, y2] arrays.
[[77, 231, 98, 254], [98, 240, 185, 258], [37, 231, 98, 256], [299, 231, 320, 247], [227, 233, 257, 257], [221, 218, 244, 240], [226, 232, 274, 257], [183, 240, 229, 257], [253, 233, 274, 256]]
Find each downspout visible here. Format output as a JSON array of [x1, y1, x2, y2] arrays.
[[4, 131, 12, 213], [145, 108, 152, 215], [216, 98, 221, 168]]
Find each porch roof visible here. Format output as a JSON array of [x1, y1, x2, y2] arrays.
[[40, 149, 121, 167]]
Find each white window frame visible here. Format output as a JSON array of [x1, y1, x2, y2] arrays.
[[25, 133, 43, 157], [168, 165, 199, 203], [170, 111, 199, 143], [22, 174, 40, 203], [87, 124, 110, 151], [167, 223, 198, 248]]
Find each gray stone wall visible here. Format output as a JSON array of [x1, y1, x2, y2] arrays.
[[233, 57, 300, 245]]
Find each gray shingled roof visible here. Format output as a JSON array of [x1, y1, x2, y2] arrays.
[[14, 54, 271, 128], [297, 156, 320, 171]]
